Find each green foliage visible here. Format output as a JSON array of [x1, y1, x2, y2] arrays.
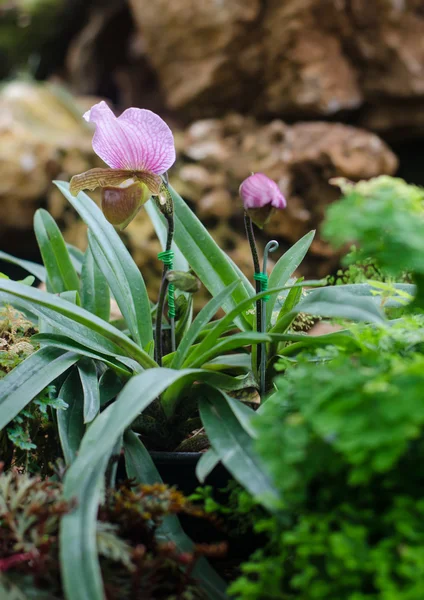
[[230, 315, 424, 599], [323, 176, 424, 305]]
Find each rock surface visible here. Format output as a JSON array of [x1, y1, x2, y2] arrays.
[[0, 82, 98, 232], [127, 0, 424, 133]]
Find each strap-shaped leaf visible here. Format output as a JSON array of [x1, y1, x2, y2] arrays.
[[199, 387, 280, 512], [0, 249, 47, 282], [189, 281, 323, 367], [32, 333, 132, 378], [296, 286, 386, 323], [34, 209, 80, 293], [196, 447, 220, 484], [66, 243, 85, 274], [77, 358, 100, 423], [172, 281, 240, 369], [57, 369, 85, 465], [266, 230, 315, 325], [81, 247, 110, 322], [60, 367, 212, 600], [0, 279, 156, 369], [54, 180, 152, 349], [186, 331, 272, 369], [0, 347, 79, 429]]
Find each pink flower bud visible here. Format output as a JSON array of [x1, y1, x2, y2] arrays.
[[239, 173, 286, 228]]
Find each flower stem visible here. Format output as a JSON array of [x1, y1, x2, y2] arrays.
[[244, 213, 262, 369], [155, 211, 175, 366], [259, 240, 279, 397]]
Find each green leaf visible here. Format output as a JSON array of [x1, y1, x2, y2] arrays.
[[275, 330, 356, 357], [34, 209, 80, 293], [224, 393, 258, 438], [296, 286, 386, 323], [0, 347, 78, 430], [0, 250, 46, 282], [54, 180, 152, 349], [19, 275, 35, 286], [331, 282, 416, 308], [192, 281, 324, 365], [124, 429, 162, 483], [186, 331, 272, 369], [175, 294, 193, 345], [160, 370, 258, 418], [77, 358, 100, 423], [81, 247, 111, 322], [267, 278, 303, 355], [32, 333, 132, 378], [266, 231, 315, 325], [172, 281, 240, 369], [202, 353, 252, 372], [196, 447, 220, 484], [275, 277, 303, 318], [169, 184, 254, 331], [57, 369, 85, 465], [99, 370, 124, 406], [123, 430, 228, 600], [61, 452, 109, 600], [66, 243, 85, 273], [0, 279, 156, 369], [60, 367, 213, 600], [59, 290, 81, 305], [199, 387, 280, 512]]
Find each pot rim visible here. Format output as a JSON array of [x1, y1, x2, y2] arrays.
[[149, 450, 203, 464]]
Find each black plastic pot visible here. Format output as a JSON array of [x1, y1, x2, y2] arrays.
[[149, 451, 230, 495]]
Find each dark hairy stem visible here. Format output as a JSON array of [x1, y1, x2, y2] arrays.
[[155, 213, 175, 366], [244, 213, 262, 368]]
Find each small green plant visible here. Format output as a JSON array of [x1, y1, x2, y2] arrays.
[[228, 316, 424, 599], [323, 176, 424, 306]]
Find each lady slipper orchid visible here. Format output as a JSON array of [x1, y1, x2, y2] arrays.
[[70, 101, 176, 228], [239, 172, 286, 227]]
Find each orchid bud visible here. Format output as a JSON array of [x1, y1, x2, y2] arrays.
[[101, 180, 150, 229], [239, 173, 286, 228], [166, 270, 200, 293], [154, 183, 174, 216]]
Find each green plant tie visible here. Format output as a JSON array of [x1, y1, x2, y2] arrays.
[[254, 272, 269, 301], [158, 250, 176, 318]]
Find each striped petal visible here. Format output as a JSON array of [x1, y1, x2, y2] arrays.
[[84, 101, 175, 173], [239, 173, 287, 210], [69, 168, 162, 196]]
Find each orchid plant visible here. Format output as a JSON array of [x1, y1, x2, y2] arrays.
[[0, 103, 408, 600]]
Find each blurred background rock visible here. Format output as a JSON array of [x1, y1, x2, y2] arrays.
[[0, 0, 423, 292]]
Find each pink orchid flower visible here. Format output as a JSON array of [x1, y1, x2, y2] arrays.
[[239, 173, 286, 227], [70, 101, 175, 228]]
